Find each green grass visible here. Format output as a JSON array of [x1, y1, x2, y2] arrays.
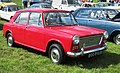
[[0, 30, 120, 73], [0, 20, 7, 24], [13, 0, 22, 6], [0, 0, 120, 73]]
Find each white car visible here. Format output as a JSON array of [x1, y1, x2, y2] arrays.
[[0, 5, 21, 20], [0, 0, 16, 9], [52, 0, 81, 11]]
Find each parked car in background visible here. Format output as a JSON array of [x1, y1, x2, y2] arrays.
[[28, 3, 52, 9], [3, 8, 107, 64], [0, 5, 21, 20], [81, 2, 97, 7], [73, 7, 120, 44], [96, 2, 112, 7], [76, 0, 83, 6], [114, 2, 120, 6], [43, 0, 52, 5], [52, 0, 81, 11], [0, 0, 16, 9], [103, 6, 120, 12]]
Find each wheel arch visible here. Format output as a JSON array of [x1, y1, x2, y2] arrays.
[[5, 30, 12, 38], [46, 40, 65, 54], [110, 29, 120, 41]]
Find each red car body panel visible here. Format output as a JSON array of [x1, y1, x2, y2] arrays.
[[3, 8, 107, 57]]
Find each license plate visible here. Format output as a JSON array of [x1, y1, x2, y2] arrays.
[[88, 51, 102, 58]]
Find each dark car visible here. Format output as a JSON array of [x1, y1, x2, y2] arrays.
[[28, 3, 52, 9], [73, 7, 120, 45]]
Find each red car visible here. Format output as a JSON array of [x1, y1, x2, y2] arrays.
[[3, 8, 108, 64]]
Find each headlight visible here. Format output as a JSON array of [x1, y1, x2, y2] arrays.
[[73, 35, 80, 44], [103, 31, 109, 39]]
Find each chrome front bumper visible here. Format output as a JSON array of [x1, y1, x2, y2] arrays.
[[67, 45, 107, 57]]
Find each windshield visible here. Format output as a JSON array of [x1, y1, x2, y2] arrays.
[[1, 0, 12, 2], [44, 12, 77, 26]]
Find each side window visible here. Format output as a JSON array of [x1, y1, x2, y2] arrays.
[[76, 10, 91, 18], [62, 0, 67, 4], [90, 10, 97, 18], [28, 12, 42, 26], [14, 12, 29, 24], [95, 10, 105, 19], [34, 5, 40, 8], [106, 10, 117, 19], [2, 7, 7, 11], [8, 7, 11, 11]]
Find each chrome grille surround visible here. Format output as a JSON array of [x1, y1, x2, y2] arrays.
[[79, 35, 103, 49]]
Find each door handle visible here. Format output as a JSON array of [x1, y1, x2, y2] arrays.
[[89, 20, 92, 21]]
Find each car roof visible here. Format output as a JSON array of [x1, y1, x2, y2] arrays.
[[77, 7, 116, 10], [6, 5, 20, 7], [32, 3, 50, 5], [18, 8, 69, 13]]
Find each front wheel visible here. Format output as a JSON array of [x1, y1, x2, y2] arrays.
[[7, 33, 14, 47], [113, 32, 120, 45], [48, 44, 66, 64]]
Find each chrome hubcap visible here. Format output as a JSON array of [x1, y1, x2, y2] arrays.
[[51, 48, 60, 63], [114, 34, 120, 45], [8, 36, 13, 46]]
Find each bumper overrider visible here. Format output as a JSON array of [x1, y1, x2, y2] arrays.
[[67, 44, 107, 57]]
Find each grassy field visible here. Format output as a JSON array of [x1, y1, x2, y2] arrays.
[[0, 0, 120, 73], [0, 29, 120, 73]]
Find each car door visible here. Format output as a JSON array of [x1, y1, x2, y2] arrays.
[[13, 12, 29, 44], [76, 17, 88, 26], [75, 9, 91, 26], [87, 18, 107, 30], [86, 10, 107, 30], [25, 12, 44, 50]]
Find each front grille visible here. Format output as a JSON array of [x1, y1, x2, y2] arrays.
[[79, 35, 103, 49]]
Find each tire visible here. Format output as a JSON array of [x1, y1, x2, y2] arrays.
[[48, 44, 66, 64], [113, 32, 120, 45], [7, 33, 14, 47]]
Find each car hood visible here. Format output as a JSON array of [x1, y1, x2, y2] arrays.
[[47, 26, 104, 37]]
